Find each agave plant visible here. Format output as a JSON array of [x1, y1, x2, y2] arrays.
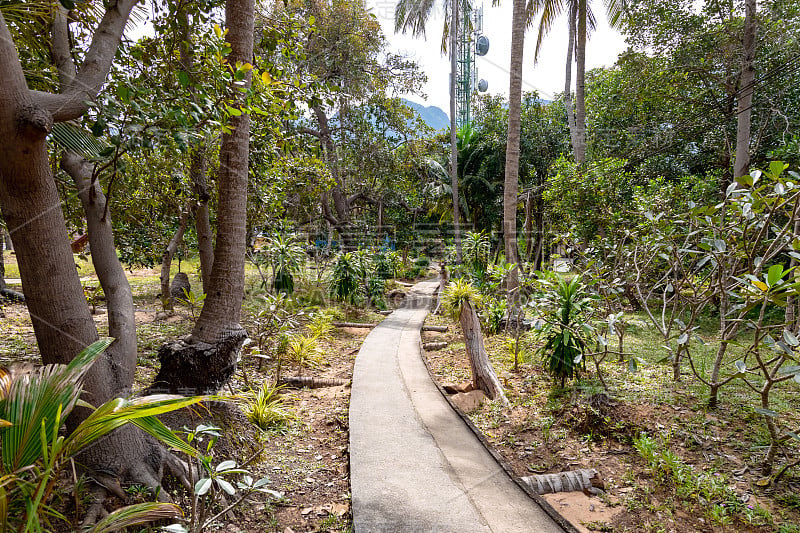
[[0, 338, 207, 532]]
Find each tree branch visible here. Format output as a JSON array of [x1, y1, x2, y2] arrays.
[[30, 0, 139, 122]]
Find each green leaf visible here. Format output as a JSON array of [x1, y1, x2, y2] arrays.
[[177, 70, 190, 88], [677, 333, 689, 345], [216, 478, 235, 495], [628, 357, 638, 373], [734, 361, 747, 374], [89, 502, 182, 533], [783, 330, 800, 347], [216, 460, 237, 472], [767, 264, 784, 287], [195, 478, 212, 496]]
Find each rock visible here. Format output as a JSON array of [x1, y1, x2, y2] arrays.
[[170, 272, 191, 302], [451, 390, 486, 413], [444, 381, 475, 394]]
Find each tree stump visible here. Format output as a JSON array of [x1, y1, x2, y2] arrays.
[[150, 329, 247, 395], [170, 272, 191, 302]]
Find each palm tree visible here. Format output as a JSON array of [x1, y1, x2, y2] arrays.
[[527, 0, 626, 164], [503, 0, 527, 301], [395, 0, 463, 262]]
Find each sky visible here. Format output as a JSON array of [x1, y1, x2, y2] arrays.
[[367, 0, 630, 113]]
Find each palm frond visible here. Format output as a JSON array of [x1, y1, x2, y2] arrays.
[[89, 502, 183, 533], [0, 338, 112, 472], [50, 122, 108, 160]]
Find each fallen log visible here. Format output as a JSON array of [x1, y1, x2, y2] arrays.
[[332, 322, 377, 328], [521, 469, 604, 495], [378, 310, 393, 315], [421, 325, 448, 332], [422, 341, 448, 351], [278, 376, 350, 389]]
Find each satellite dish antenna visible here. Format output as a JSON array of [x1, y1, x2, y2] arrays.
[[478, 79, 488, 92], [476, 35, 490, 56]]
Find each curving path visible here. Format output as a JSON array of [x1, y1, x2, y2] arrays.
[[349, 280, 565, 532]]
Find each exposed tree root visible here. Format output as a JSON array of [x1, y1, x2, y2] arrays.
[[278, 376, 350, 389], [151, 330, 247, 395]]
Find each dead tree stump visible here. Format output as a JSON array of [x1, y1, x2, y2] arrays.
[[170, 272, 191, 302]]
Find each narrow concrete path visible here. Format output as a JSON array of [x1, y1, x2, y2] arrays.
[[349, 280, 564, 533]]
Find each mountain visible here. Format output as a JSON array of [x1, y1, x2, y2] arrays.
[[402, 99, 449, 131]]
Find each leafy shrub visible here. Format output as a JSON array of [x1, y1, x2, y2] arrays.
[[284, 334, 323, 376], [329, 252, 362, 304], [374, 250, 401, 280], [413, 255, 430, 269], [532, 273, 595, 388], [0, 339, 205, 531], [481, 296, 507, 335]]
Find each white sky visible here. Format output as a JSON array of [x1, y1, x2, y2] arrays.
[[367, 0, 629, 112]]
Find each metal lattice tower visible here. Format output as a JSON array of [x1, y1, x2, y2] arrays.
[[455, 3, 488, 130]]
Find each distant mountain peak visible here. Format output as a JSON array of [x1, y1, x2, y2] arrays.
[[402, 99, 449, 131]]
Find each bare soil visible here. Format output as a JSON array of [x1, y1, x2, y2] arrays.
[[420, 313, 800, 533]]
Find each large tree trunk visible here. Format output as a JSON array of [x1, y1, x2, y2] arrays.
[[192, 147, 215, 293], [0, 8, 183, 515], [574, 0, 587, 165], [503, 0, 525, 303], [450, 0, 462, 263], [564, 2, 579, 155], [459, 300, 509, 405], [734, 0, 757, 180], [153, 0, 254, 395]]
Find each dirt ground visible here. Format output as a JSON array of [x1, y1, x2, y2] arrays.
[[420, 315, 800, 533]]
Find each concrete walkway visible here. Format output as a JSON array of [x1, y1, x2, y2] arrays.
[[349, 280, 564, 533]]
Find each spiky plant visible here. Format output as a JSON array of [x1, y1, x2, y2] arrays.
[[244, 382, 296, 431]]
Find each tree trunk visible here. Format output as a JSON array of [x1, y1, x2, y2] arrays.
[[574, 0, 587, 165], [153, 0, 254, 395], [734, 0, 757, 180], [459, 300, 509, 405], [504, 0, 525, 305], [192, 149, 214, 293], [160, 202, 193, 311], [61, 152, 138, 390], [564, 2, 579, 154], [523, 191, 533, 262], [533, 193, 545, 271], [450, 0, 462, 263]]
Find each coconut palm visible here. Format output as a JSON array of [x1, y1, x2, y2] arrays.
[[527, 0, 626, 164], [395, 0, 463, 262]]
